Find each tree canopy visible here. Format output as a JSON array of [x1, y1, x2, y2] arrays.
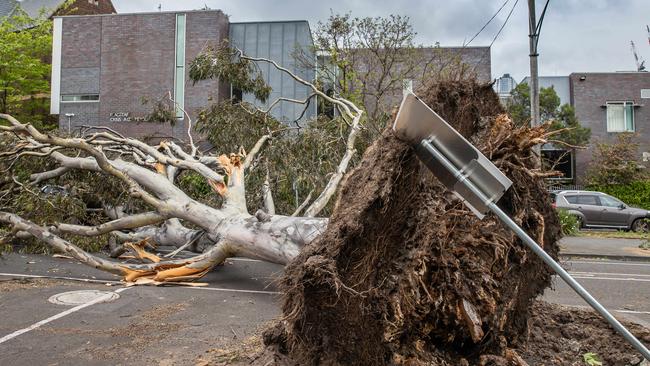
[[0, 8, 52, 127], [507, 82, 590, 148]]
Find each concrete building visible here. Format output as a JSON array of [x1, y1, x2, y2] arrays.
[[521, 75, 570, 105], [494, 73, 517, 104], [229, 21, 316, 123], [570, 72, 650, 182]]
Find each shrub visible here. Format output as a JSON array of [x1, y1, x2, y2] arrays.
[[556, 208, 579, 236], [587, 180, 650, 210]]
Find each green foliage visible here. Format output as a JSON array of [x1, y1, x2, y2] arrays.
[[556, 209, 580, 235], [196, 101, 357, 216], [586, 133, 646, 186], [582, 352, 602, 366], [139, 95, 177, 125], [188, 41, 271, 102], [507, 83, 590, 147], [313, 13, 472, 138], [0, 8, 53, 128], [549, 104, 591, 147], [506, 83, 530, 126], [0, 133, 132, 253], [587, 180, 650, 210]]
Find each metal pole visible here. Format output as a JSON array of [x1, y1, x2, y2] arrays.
[[420, 140, 650, 360], [528, 0, 541, 157]]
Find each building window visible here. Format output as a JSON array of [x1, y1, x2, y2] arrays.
[[174, 14, 186, 119], [61, 94, 99, 102], [641, 89, 650, 99], [606, 101, 634, 132]]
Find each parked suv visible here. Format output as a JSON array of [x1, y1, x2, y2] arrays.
[[552, 190, 650, 232]]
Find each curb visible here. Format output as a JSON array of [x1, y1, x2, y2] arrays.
[[560, 253, 650, 263]]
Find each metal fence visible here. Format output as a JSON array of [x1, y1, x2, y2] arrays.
[[547, 184, 584, 192]]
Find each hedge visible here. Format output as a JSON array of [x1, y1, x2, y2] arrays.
[[587, 180, 650, 210]]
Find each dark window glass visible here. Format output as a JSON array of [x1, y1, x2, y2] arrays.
[[576, 195, 599, 205], [565, 195, 579, 204]]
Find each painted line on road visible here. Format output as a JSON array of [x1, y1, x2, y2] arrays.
[[565, 260, 650, 267], [560, 304, 650, 316], [570, 271, 650, 277], [228, 257, 263, 263], [0, 287, 130, 345], [615, 309, 650, 315], [0, 272, 280, 295], [184, 286, 281, 295], [0, 272, 122, 285], [571, 275, 650, 282]]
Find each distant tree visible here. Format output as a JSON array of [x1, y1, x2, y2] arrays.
[[586, 133, 646, 186], [507, 82, 590, 147], [309, 13, 474, 136], [0, 9, 52, 127]]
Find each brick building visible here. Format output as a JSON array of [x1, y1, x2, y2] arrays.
[[50, 10, 318, 139], [514, 72, 650, 183], [50, 9, 492, 141], [570, 72, 650, 182]]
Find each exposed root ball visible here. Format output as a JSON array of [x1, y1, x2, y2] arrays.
[[262, 80, 562, 365]]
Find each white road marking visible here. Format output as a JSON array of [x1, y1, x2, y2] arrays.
[[565, 260, 650, 267], [558, 304, 650, 316], [228, 257, 263, 263], [569, 271, 650, 277], [615, 309, 650, 315], [0, 273, 280, 295], [184, 286, 281, 295], [0, 287, 130, 345], [0, 272, 122, 284], [571, 275, 650, 282]]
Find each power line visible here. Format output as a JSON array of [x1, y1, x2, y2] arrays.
[[489, 0, 520, 48], [532, 0, 551, 52], [464, 0, 511, 47]]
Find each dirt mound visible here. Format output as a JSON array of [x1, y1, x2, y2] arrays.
[[516, 301, 649, 366], [256, 80, 565, 365]]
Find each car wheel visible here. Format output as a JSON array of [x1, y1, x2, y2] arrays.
[[631, 219, 650, 233]]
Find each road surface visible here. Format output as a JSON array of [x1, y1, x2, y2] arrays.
[[0, 254, 647, 365]]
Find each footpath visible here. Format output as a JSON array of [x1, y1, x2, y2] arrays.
[[560, 236, 650, 262]]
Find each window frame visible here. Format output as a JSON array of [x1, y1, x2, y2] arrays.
[[173, 13, 186, 120], [605, 101, 635, 132], [60, 94, 100, 103]]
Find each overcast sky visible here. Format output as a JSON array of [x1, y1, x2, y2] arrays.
[[113, 0, 650, 82]]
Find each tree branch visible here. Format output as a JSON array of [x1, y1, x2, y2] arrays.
[[54, 211, 165, 237]]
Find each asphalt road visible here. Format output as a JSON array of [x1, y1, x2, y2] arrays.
[[0, 254, 648, 365], [545, 259, 650, 327]]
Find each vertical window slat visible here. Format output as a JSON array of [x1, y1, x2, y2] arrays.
[[174, 14, 186, 119]]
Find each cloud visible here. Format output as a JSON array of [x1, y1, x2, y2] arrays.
[[113, 0, 650, 82]]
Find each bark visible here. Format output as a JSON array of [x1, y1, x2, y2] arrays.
[[0, 48, 359, 283]]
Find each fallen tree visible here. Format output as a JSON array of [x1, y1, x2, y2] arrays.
[[0, 46, 363, 283], [252, 81, 571, 365]]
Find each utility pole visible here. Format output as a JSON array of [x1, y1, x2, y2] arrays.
[[527, 0, 540, 132]]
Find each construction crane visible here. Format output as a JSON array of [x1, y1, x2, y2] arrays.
[[631, 40, 646, 71]]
